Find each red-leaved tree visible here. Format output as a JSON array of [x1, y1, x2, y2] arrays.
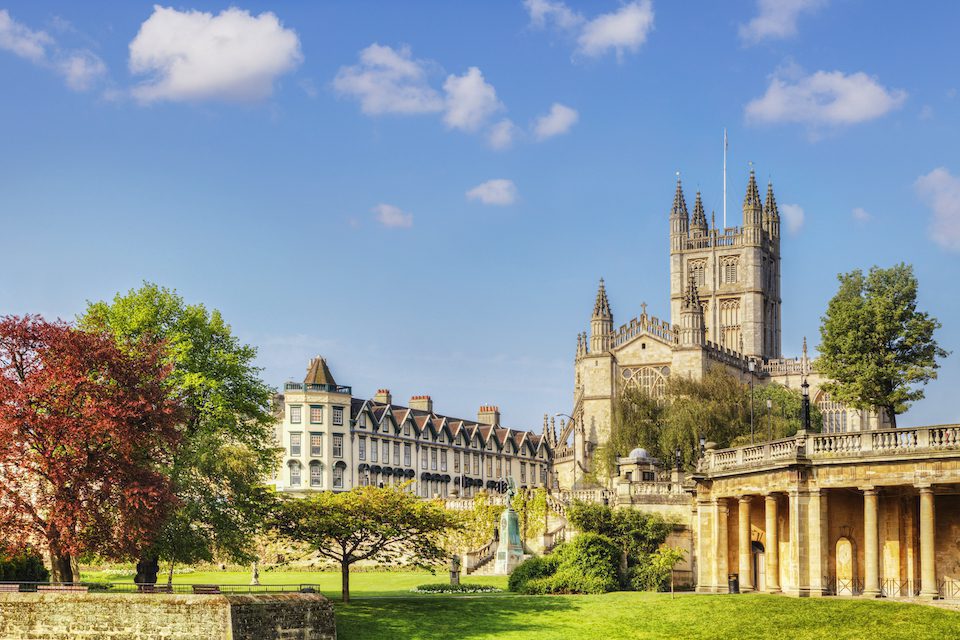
[[0, 315, 182, 583]]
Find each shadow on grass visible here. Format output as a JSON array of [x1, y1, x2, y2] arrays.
[[334, 595, 580, 640]]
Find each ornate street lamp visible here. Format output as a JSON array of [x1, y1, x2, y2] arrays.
[[801, 378, 811, 432]]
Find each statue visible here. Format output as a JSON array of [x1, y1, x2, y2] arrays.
[[494, 478, 525, 574], [450, 554, 461, 586]]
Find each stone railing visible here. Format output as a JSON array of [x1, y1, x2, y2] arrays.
[[703, 424, 960, 473], [464, 538, 497, 574], [618, 481, 686, 497], [613, 315, 677, 347]]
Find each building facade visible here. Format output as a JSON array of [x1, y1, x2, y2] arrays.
[[693, 425, 960, 599], [272, 357, 553, 497], [554, 171, 890, 489]]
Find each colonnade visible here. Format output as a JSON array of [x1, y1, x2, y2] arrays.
[[697, 484, 941, 598]]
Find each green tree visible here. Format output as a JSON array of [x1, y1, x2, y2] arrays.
[[511, 487, 548, 545], [737, 383, 822, 446], [441, 491, 503, 554], [594, 386, 665, 479], [79, 283, 279, 583], [272, 485, 462, 602], [566, 501, 672, 583], [818, 264, 948, 427]]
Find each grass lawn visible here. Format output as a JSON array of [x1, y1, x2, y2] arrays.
[[80, 569, 509, 599], [333, 592, 960, 640]]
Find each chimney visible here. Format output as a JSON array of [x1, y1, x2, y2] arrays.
[[409, 395, 433, 413], [374, 388, 392, 405], [477, 405, 500, 426]]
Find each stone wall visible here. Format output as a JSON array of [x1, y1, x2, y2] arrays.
[[0, 592, 336, 640]]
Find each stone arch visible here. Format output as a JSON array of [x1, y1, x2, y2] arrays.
[[835, 536, 857, 595]]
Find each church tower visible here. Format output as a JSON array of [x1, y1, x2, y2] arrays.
[[669, 169, 782, 360], [590, 278, 613, 353]]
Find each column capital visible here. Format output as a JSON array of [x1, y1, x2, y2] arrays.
[[916, 484, 935, 494], [738, 495, 753, 503], [860, 486, 878, 496], [764, 492, 778, 501]]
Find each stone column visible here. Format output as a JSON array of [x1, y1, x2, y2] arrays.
[[765, 494, 780, 592], [717, 499, 730, 593], [863, 488, 880, 597], [919, 486, 938, 598], [738, 496, 754, 591]]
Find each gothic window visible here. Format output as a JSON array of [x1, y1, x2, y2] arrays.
[[700, 301, 709, 336], [720, 256, 739, 284], [689, 260, 706, 286], [818, 393, 848, 433], [619, 366, 670, 398], [719, 298, 741, 348]]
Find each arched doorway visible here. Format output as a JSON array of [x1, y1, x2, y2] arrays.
[[752, 541, 766, 592], [836, 537, 857, 595]]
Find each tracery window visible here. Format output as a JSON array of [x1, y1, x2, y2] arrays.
[[719, 298, 741, 349], [720, 256, 739, 284], [619, 366, 670, 398], [818, 393, 848, 433], [689, 260, 706, 286]]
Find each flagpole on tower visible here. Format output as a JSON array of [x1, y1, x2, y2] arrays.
[[723, 128, 728, 230]]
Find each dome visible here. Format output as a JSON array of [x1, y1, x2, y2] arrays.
[[628, 447, 650, 459]]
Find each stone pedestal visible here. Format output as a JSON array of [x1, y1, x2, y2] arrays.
[[494, 504, 524, 575]]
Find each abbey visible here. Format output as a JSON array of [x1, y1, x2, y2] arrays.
[[553, 170, 891, 489]]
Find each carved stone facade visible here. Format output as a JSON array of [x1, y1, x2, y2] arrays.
[[554, 171, 890, 490]]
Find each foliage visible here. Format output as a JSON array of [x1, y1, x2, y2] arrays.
[[510, 534, 620, 595], [79, 283, 280, 575], [442, 491, 504, 553], [598, 367, 823, 473], [0, 315, 182, 583], [817, 263, 948, 426], [410, 583, 502, 593], [0, 548, 49, 582], [271, 485, 462, 602], [730, 383, 823, 447], [627, 547, 686, 591], [511, 487, 548, 543], [508, 554, 561, 593], [566, 501, 672, 585]]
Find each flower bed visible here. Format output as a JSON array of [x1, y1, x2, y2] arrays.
[[410, 583, 503, 594]]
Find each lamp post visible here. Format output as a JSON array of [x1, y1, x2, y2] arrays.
[[766, 398, 773, 441], [801, 379, 811, 432], [748, 360, 756, 444]]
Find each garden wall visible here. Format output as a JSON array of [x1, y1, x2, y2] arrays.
[[0, 591, 336, 640]]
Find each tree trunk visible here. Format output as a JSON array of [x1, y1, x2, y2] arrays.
[[167, 561, 175, 587], [48, 546, 73, 584], [341, 561, 351, 603], [887, 407, 897, 429], [619, 548, 629, 587]]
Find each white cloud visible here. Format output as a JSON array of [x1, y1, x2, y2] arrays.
[[0, 9, 51, 62], [467, 179, 518, 206], [129, 6, 302, 104], [852, 207, 871, 222], [487, 119, 518, 150], [739, 0, 827, 44], [781, 203, 805, 233], [533, 103, 579, 140], [745, 69, 906, 129], [443, 67, 503, 132], [373, 203, 413, 229], [58, 51, 107, 91], [915, 168, 960, 252], [576, 1, 654, 59], [333, 44, 443, 115], [0, 9, 105, 91], [524, 0, 584, 30]]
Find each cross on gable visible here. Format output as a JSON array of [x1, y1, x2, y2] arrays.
[[641, 302, 648, 316]]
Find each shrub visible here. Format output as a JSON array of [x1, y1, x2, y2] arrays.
[[411, 583, 502, 593], [508, 555, 560, 593], [628, 547, 686, 591], [510, 534, 620, 595], [0, 549, 49, 582]]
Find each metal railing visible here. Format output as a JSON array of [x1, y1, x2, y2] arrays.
[[283, 382, 352, 394], [0, 582, 324, 595]]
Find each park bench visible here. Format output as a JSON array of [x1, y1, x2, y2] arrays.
[[0, 584, 20, 592], [37, 585, 88, 593], [191, 584, 221, 595], [138, 584, 173, 594]]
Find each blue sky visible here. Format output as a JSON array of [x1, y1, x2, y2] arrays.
[[1, 1, 958, 430]]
